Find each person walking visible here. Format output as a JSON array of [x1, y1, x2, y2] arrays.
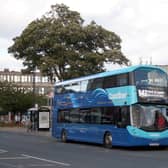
[[25, 118, 32, 132]]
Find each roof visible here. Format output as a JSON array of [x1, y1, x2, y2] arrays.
[[55, 65, 166, 86]]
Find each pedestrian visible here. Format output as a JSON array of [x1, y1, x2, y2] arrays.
[[156, 112, 166, 129], [25, 118, 32, 132]]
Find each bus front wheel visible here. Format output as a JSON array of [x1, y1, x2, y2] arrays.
[[104, 132, 112, 148], [61, 130, 67, 143]]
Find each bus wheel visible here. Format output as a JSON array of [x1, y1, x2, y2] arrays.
[[61, 130, 67, 143], [104, 132, 112, 148]]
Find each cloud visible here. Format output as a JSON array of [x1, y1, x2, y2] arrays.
[[66, 0, 119, 15], [1, 0, 168, 71], [0, 54, 23, 71], [103, 0, 168, 65]]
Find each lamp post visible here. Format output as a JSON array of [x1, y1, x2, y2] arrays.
[[32, 66, 36, 108], [32, 66, 38, 109], [32, 66, 38, 131]]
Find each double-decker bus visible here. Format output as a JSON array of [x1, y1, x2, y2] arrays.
[[52, 65, 168, 147]]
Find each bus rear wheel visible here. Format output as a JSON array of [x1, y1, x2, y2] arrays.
[[61, 130, 67, 143], [104, 132, 112, 148]]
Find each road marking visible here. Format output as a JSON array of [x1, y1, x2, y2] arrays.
[[22, 154, 71, 167], [0, 149, 8, 154], [0, 156, 29, 160], [28, 164, 55, 167]]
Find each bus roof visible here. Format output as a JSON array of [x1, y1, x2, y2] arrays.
[[55, 65, 166, 86]]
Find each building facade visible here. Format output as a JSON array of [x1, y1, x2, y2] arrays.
[[0, 69, 54, 123], [0, 69, 53, 96]]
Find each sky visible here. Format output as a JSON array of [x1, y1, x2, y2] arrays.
[[1, 0, 168, 71]]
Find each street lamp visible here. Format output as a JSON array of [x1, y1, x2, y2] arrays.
[[32, 66, 36, 108], [32, 66, 38, 109]]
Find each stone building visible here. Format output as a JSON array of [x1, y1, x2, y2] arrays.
[[0, 68, 53, 96], [0, 68, 54, 123]]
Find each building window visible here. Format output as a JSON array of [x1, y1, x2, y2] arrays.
[[42, 77, 48, 83], [21, 76, 27, 82], [35, 76, 39, 83], [3, 75, 6, 81]]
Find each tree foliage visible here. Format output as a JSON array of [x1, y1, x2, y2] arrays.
[[8, 3, 129, 81], [0, 81, 46, 114]]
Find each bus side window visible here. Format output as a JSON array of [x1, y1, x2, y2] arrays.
[[114, 107, 122, 127], [80, 80, 88, 92], [121, 107, 130, 127], [58, 110, 70, 123], [116, 107, 130, 128], [79, 109, 90, 123], [63, 85, 70, 93], [166, 109, 168, 116], [87, 79, 93, 91], [101, 107, 115, 124], [71, 82, 80, 93], [90, 108, 101, 124], [91, 78, 104, 90], [117, 74, 128, 86], [69, 109, 80, 123], [55, 86, 64, 94], [57, 110, 65, 123], [87, 78, 103, 90], [103, 75, 117, 88]]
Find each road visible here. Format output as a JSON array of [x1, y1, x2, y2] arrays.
[[0, 131, 168, 168]]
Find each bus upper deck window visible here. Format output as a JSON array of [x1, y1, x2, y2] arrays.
[[55, 86, 64, 94]]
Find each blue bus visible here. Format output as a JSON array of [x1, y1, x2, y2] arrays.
[[52, 65, 168, 147]]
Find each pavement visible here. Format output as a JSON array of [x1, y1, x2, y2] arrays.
[[0, 126, 51, 137]]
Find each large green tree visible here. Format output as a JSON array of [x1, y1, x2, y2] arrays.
[[0, 81, 46, 114], [8, 3, 129, 81]]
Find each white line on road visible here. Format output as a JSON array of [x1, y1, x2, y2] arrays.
[[28, 164, 55, 167], [0, 156, 30, 160], [22, 154, 71, 167], [0, 149, 8, 154]]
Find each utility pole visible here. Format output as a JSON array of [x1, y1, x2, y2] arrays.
[[32, 66, 38, 131], [32, 66, 39, 108], [32, 66, 36, 108]]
